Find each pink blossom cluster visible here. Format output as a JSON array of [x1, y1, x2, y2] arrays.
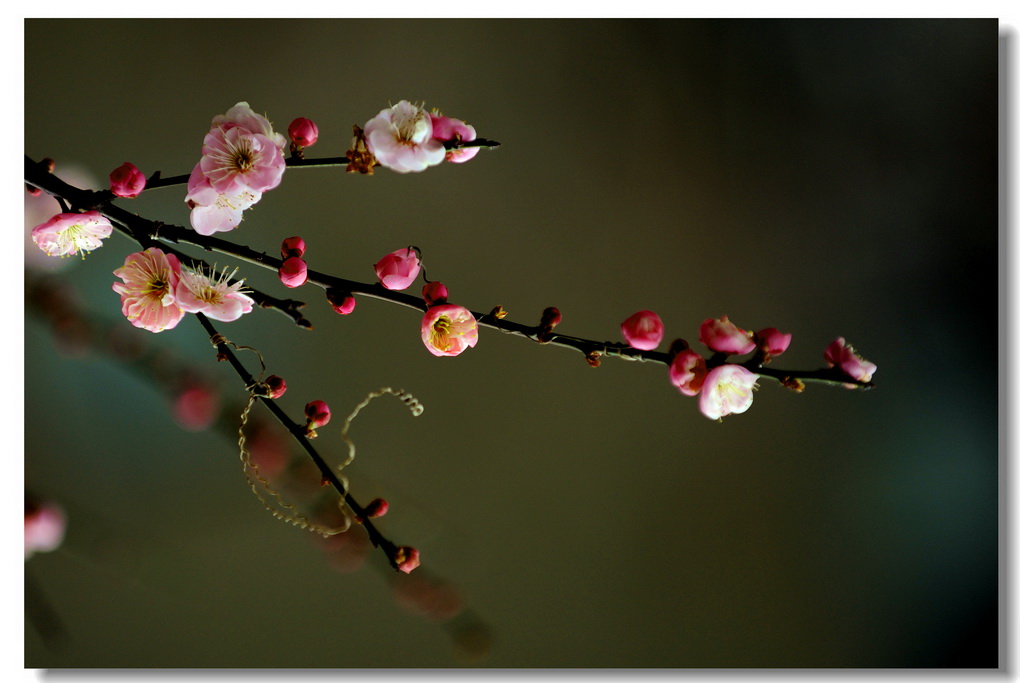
[[185, 102, 288, 235], [370, 247, 479, 357], [649, 313, 875, 420], [111, 247, 255, 333], [363, 101, 479, 174]]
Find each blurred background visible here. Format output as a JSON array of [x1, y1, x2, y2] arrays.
[[23, 19, 999, 668]]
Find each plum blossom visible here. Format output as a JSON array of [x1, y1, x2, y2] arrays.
[[698, 364, 758, 420], [669, 349, 707, 397], [364, 101, 445, 173], [824, 338, 877, 384], [175, 264, 254, 322], [422, 281, 449, 306], [185, 163, 262, 235], [200, 124, 287, 195], [304, 400, 331, 437], [621, 310, 665, 350], [281, 236, 306, 258], [375, 248, 421, 290], [326, 288, 356, 315], [187, 102, 286, 231], [279, 256, 308, 288], [109, 162, 146, 198], [429, 112, 479, 163], [421, 304, 478, 357], [32, 211, 113, 258], [756, 327, 792, 359], [25, 498, 66, 559], [288, 117, 319, 148], [700, 316, 756, 355], [395, 546, 421, 574], [112, 248, 185, 333]]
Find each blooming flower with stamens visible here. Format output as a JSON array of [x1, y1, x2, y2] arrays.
[[698, 364, 758, 420], [112, 248, 185, 333], [200, 123, 287, 195], [364, 100, 446, 174], [32, 211, 113, 258], [175, 264, 255, 322], [185, 163, 262, 235], [421, 304, 479, 357]]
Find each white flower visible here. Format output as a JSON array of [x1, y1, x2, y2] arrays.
[[364, 100, 446, 173], [175, 264, 255, 322]]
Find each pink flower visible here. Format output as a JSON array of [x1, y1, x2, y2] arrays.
[[669, 349, 707, 397], [824, 338, 877, 384], [304, 400, 331, 435], [429, 112, 480, 163], [200, 124, 287, 195], [32, 211, 113, 258], [756, 327, 792, 358], [363, 498, 389, 519], [172, 384, 221, 431], [112, 248, 185, 333], [699, 316, 756, 355], [621, 310, 665, 351], [326, 288, 356, 315], [395, 546, 421, 574], [175, 264, 255, 322], [185, 163, 262, 235], [288, 117, 319, 147], [281, 236, 306, 258], [25, 498, 66, 559], [212, 102, 288, 148], [698, 364, 758, 420], [263, 375, 287, 399], [109, 162, 146, 198], [375, 248, 421, 290], [421, 304, 479, 357], [422, 281, 449, 306], [279, 256, 308, 288], [364, 101, 446, 173]]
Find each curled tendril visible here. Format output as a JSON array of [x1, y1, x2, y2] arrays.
[[237, 391, 352, 538], [338, 387, 424, 473]]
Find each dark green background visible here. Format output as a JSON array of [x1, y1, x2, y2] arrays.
[[24, 19, 999, 667]]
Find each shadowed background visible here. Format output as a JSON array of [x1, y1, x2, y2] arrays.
[[24, 19, 999, 667]]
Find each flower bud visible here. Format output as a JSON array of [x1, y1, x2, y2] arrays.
[[422, 281, 449, 306], [374, 248, 421, 290], [279, 256, 308, 288], [326, 288, 356, 315], [395, 546, 421, 574], [264, 375, 287, 399], [109, 162, 146, 198], [755, 327, 792, 360], [364, 498, 389, 518], [699, 316, 756, 355], [287, 117, 319, 148], [304, 400, 331, 434], [281, 236, 306, 259], [621, 310, 665, 351]]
